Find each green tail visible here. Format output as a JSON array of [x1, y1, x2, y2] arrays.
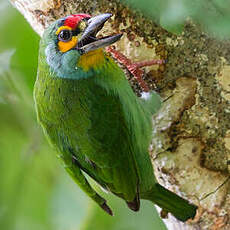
[[142, 183, 197, 222]]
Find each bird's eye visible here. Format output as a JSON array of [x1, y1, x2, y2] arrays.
[[58, 30, 72, 42]]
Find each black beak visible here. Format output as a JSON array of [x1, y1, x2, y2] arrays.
[[77, 13, 122, 54]]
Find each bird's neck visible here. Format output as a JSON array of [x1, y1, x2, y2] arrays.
[[43, 42, 117, 80], [77, 49, 106, 72]]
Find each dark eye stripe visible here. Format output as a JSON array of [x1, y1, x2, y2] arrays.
[[72, 28, 81, 36]]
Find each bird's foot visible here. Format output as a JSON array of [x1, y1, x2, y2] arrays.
[[106, 46, 166, 92]]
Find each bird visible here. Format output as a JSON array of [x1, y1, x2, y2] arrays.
[[34, 13, 197, 222]]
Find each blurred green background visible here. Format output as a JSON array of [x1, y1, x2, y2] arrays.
[[124, 0, 230, 36], [0, 1, 167, 229]]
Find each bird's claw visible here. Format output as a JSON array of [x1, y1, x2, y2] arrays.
[[106, 46, 165, 92]]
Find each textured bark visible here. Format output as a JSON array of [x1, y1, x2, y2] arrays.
[[10, 0, 230, 229]]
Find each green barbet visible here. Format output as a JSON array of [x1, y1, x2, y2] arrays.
[[34, 13, 197, 221]]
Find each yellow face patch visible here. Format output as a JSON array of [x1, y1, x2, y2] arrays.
[[56, 26, 78, 53], [58, 37, 77, 53], [78, 49, 105, 71]]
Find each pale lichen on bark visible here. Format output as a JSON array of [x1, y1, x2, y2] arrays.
[[10, 0, 230, 229]]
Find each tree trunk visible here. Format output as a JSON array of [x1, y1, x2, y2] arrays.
[[10, 0, 230, 229]]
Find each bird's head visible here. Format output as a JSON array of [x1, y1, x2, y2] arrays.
[[41, 13, 122, 79]]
